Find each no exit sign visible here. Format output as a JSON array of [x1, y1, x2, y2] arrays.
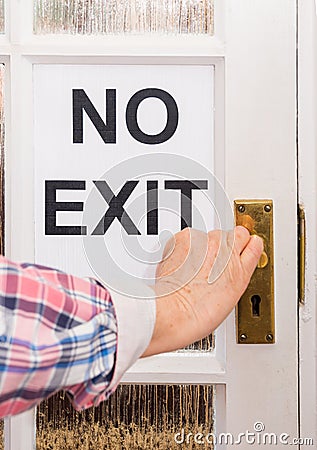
[[33, 64, 222, 292]]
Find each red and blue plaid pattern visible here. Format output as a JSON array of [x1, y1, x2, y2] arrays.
[[0, 256, 117, 418]]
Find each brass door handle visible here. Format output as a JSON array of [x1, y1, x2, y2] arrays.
[[237, 211, 269, 269], [234, 200, 275, 344]]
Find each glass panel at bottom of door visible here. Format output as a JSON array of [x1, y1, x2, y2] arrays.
[[37, 385, 215, 449]]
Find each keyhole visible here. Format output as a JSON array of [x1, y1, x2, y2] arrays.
[[251, 295, 261, 317]]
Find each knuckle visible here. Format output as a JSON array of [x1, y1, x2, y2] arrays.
[[235, 225, 250, 241], [208, 229, 222, 246]]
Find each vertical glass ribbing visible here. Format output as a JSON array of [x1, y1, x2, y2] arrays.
[[34, 0, 214, 35]]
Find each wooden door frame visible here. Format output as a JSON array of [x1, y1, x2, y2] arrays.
[[298, 1, 317, 447]]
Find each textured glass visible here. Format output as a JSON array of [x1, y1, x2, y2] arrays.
[[0, 65, 4, 256], [34, 0, 214, 35], [0, 421, 3, 450], [183, 333, 214, 352], [0, 64, 4, 450], [0, 0, 4, 34], [37, 385, 214, 449]]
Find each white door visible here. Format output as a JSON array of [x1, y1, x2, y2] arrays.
[[2, 1, 299, 449]]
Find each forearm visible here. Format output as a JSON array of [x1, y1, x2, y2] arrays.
[[141, 292, 201, 357]]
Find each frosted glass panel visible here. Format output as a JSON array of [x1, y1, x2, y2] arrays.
[[0, 421, 3, 450], [0, 0, 4, 34], [34, 0, 214, 35], [0, 65, 4, 450], [183, 333, 214, 352], [0, 64, 4, 255], [37, 385, 214, 449]]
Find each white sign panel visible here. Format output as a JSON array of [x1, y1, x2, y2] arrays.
[[34, 64, 222, 293]]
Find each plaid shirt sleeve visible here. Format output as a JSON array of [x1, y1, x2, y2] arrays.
[[0, 256, 156, 418]]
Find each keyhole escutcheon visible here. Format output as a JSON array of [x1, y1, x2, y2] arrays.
[[251, 294, 261, 317]]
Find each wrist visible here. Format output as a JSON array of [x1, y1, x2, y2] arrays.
[[141, 288, 201, 357]]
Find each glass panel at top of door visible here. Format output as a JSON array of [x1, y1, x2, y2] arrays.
[[33, 0, 214, 35]]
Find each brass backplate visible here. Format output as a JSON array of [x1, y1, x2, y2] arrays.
[[234, 200, 275, 344]]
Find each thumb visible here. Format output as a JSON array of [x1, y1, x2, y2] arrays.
[[240, 234, 264, 275]]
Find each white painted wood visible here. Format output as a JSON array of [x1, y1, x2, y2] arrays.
[[298, 1, 317, 448], [4, 2, 37, 449], [3, 57, 37, 450], [2, 1, 300, 449], [4, 410, 36, 450], [122, 323, 226, 384], [224, 0, 298, 445]]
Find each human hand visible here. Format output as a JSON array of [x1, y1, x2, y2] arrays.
[[142, 226, 263, 357]]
